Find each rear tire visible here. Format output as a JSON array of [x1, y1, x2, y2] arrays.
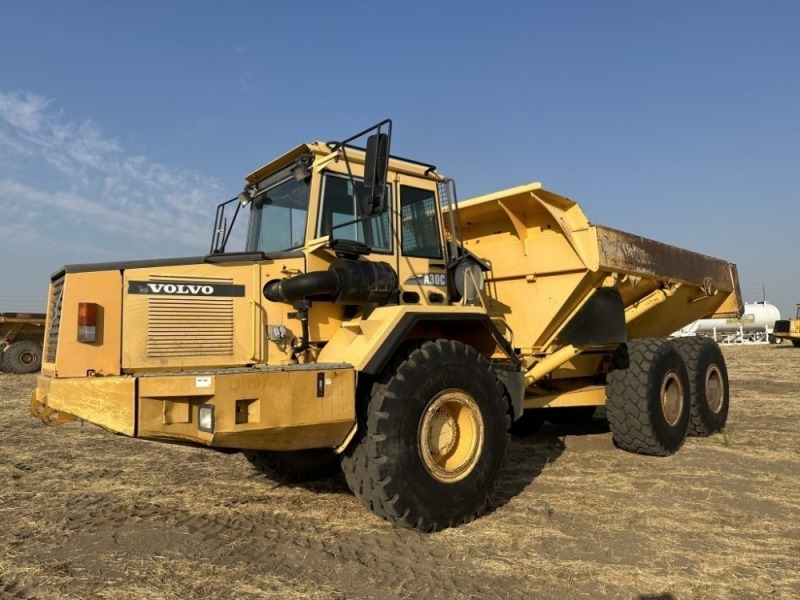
[[243, 449, 341, 483], [606, 339, 690, 456], [2, 340, 42, 374], [672, 337, 729, 436], [793, 340, 800, 348], [341, 339, 510, 532]]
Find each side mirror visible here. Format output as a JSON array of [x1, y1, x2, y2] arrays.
[[361, 132, 389, 217]]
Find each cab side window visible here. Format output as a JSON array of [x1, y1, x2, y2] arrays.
[[400, 185, 442, 259], [318, 173, 392, 251]]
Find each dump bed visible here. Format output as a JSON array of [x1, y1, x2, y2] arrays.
[[1, 312, 46, 343], [454, 183, 741, 353]]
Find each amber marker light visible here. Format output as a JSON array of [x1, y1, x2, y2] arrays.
[[77, 302, 98, 343]]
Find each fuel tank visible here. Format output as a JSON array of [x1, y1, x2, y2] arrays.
[[674, 302, 780, 336]]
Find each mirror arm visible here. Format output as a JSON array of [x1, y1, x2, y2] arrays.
[[219, 201, 243, 253], [328, 118, 393, 151], [210, 195, 239, 254]]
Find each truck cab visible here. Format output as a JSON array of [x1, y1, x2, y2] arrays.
[[33, 121, 511, 449]]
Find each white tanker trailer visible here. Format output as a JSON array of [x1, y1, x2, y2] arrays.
[[673, 301, 782, 344]]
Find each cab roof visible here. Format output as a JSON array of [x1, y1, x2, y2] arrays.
[[244, 141, 442, 184]]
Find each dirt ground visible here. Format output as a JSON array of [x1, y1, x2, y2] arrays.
[[1, 345, 799, 600]]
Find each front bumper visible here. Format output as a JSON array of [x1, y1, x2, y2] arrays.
[[32, 365, 356, 451]]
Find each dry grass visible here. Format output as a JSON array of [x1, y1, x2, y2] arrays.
[[1, 344, 799, 599]]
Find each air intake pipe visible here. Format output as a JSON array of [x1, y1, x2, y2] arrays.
[[264, 259, 398, 306]]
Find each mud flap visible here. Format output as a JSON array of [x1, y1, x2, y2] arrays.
[[559, 287, 627, 346], [494, 365, 524, 420]]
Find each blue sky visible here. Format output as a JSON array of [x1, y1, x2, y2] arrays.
[[1, 1, 798, 317]]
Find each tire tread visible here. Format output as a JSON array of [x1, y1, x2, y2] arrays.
[[341, 339, 510, 532], [606, 338, 690, 456]]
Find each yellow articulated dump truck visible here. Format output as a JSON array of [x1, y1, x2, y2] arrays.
[[1, 312, 45, 373], [32, 121, 741, 532], [772, 304, 800, 347]]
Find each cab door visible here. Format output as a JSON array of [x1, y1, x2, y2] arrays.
[[394, 175, 449, 306]]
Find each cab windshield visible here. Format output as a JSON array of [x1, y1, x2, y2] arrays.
[[246, 176, 310, 253]]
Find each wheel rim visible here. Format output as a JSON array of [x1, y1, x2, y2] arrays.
[[419, 389, 484, 483], [660, 370, 684, 426], [19, 350, 38, 366], [705, 365, 724, 414]]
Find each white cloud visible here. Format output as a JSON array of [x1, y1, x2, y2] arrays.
[[0, 91, 51, 132], [0, 91, 224, 252], [0, 181, 109, 256]]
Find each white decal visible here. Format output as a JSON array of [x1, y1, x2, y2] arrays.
[[421, 273, 447, 286], [147, 283, 214, 295]]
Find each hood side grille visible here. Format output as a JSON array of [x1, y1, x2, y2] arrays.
[[45, 276, 65, 363], [147, 297, 234, 357]]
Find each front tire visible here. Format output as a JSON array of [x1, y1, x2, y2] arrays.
[[672, 337, 729, 436], [606, 339, 690, 456], [341, 340, 510, 532]]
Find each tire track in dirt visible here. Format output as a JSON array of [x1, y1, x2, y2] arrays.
[[732, 378, 796, 395], [46, 495, 536, 599], [8, 349, 800, 599]]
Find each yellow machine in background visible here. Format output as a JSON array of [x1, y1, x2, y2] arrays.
[[773, 305, 800, 346], [0, 312, 45, 373], [32, 121, 741, 531]]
